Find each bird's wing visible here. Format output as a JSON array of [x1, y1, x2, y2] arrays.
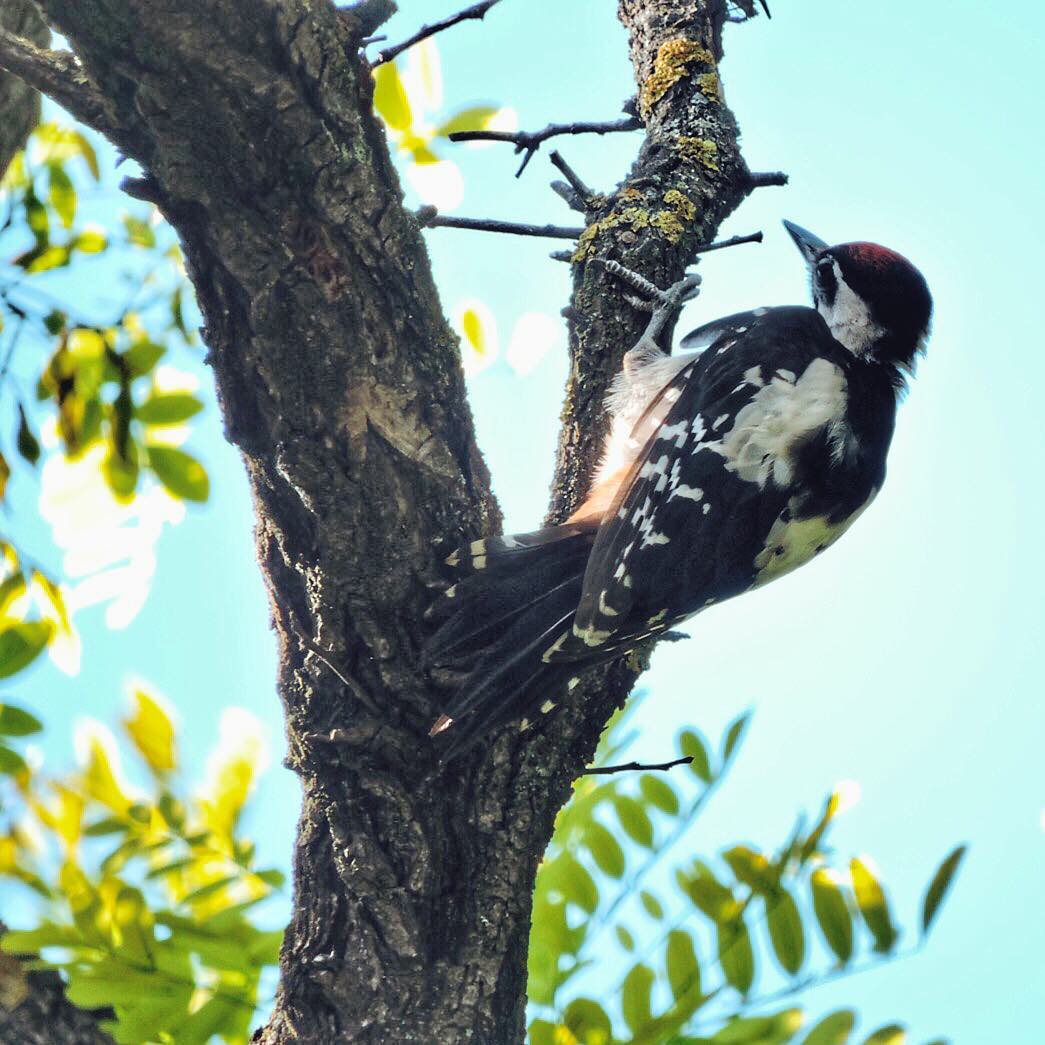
[[678, 308, 773, 353], [548, 307, 850, 660]]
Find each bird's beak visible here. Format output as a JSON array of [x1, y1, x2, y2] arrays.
[[783, 220, 829, 266]]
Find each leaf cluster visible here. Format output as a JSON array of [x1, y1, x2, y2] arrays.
[[527, 706, 965, 1045]]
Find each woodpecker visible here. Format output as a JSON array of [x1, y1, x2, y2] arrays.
[[426, 221, 933, 757]]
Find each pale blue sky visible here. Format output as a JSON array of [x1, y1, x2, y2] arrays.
[[6, 1, 1044, 1041]]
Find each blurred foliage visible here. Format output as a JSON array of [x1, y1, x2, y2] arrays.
[[0, 119, 210, 679], [0, 689, 282, 1044], [526, 703, 965, 1045]]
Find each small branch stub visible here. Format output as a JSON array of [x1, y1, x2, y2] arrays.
[[416, 206, 583, 240], [582, 755, 693, 776]]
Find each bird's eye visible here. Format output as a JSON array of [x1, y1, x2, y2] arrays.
[[816, 257, 838, 303]]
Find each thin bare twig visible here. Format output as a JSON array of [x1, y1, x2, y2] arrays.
[[372, 0, 503, 66], [0, 27, 113, 136], [449, 112, 643, 176], [549, 150, 595, 206], [582, 755, 693, 776], [416, 206, 583, 240]]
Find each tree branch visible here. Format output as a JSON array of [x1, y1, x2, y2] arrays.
[[449, 111, 643, 175], [416, 206, 583, 239], [0, 26, 112, 136], [372, 0, 504, 66], [582, 755, 693, 776]]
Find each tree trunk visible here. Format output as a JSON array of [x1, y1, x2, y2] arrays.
[[0, 1, 762, 1040], [0, 0, 47, 177]]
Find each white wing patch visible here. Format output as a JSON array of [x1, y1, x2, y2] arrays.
[[707, 357, 849, 488]]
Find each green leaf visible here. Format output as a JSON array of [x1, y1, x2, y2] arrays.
[[168, 994, 242, 1045], [255, 868, 286, 888], [181, 874, 239, 906], [104, 440, 139, 501], [123, 688, 176, 774], [83, 816, 129, 837], [862, 1026, 906, 1045], [640, 774, 680, 814], [25, 189, 48, 247], [123, 340, 166, 377], [0, 621, 53, 678], [811, 869, 853, 964], [528, 1019, 557, 1045], [616, 924, 635, 951], [850, 858, 897, 953], [16, 405, 41, 465], [0, 743, 28, 774], [722, 710, 751, 765], [801, 1010, 856, 1045], [435, 105, 501, 137], [147, 444, 209, 502], [679, 728, 713, 782], [26, 245, 71, 273], [723, 845, 773, 892], [921, 845, 967, 936], [717, 916, 755, 995], [0, 452, 8, 500], [665, 929, 701, 1002], [640, 889, 664, 920], [678, 863, 738, 922], [0, 703, 43, 736], [545, 852, 598, 914], [72, 229, 107, 253], [564, 998, 613, 1043], [584, 821, 625, 879], [123, 214, 156, 249], [48, 165, 76, 228], [613, 794, 654, 848], [766, 888, 805, 976], [372, 62, 413, 131], [135, 392, 203, 426], [621, 962, 655, 1033]]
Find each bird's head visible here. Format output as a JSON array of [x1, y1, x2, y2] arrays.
[[784, 220, 933, 379]]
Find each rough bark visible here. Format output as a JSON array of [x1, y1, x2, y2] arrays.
[[0, 1, 759, 1040], [0, 1, 47, 178]]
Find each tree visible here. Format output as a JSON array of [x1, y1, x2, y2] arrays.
[[0, 3, 963, 1043]]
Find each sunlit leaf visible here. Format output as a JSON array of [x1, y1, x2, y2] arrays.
[[616, 924, 635, 951], [48, 165, 77, 228], [147, 444, 209, 502], [135, 391, 203, 426], [564, 998, 612, 1043], [921, 845, 967, 936], [640, 774, 680, 815], [850, 858, 897, 953], [862, 1026, 906, 1045], [124, 340, 166, 377], [0, 621, 53, 678], [373, 62, 413, 131], [665, 928, 701, 1002], [723, 845, 773, 892], [766, 888, 805, 976], [678, 862, 737, 922], [640, 889, 664, 920], [717, 916, 755, 995], [124, 688, 176, 774], [801, 1010, 856, 1045], [722, 710, 751, 765], [0, 744, 28, 775], [621, 962, 655, 1033], [546, 852, 599, 914], [679, 728, 712, 782], [583, 821, 625, 879], [528, 1019, 557, 1045], [123, 213, 157, 248], [613, 794, 654, 848], [811, 869, 853, 964], [0, 703, 42, 736], [0, 453, 9, 501], [72, 229, 107, 253], [462, 307, 488, 355], [435, 105, 501, 137]]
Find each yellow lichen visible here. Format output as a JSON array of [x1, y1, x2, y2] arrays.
[[675, 136, 720, 170], [640, 39, 716, 116], [618, 186, 644, 203], [696, 72, 723, 103], [652, 189, 698, 245], [572, 206, 651, 262]]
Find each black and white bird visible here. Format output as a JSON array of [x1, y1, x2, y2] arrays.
[[426, 221, 933, 756]]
